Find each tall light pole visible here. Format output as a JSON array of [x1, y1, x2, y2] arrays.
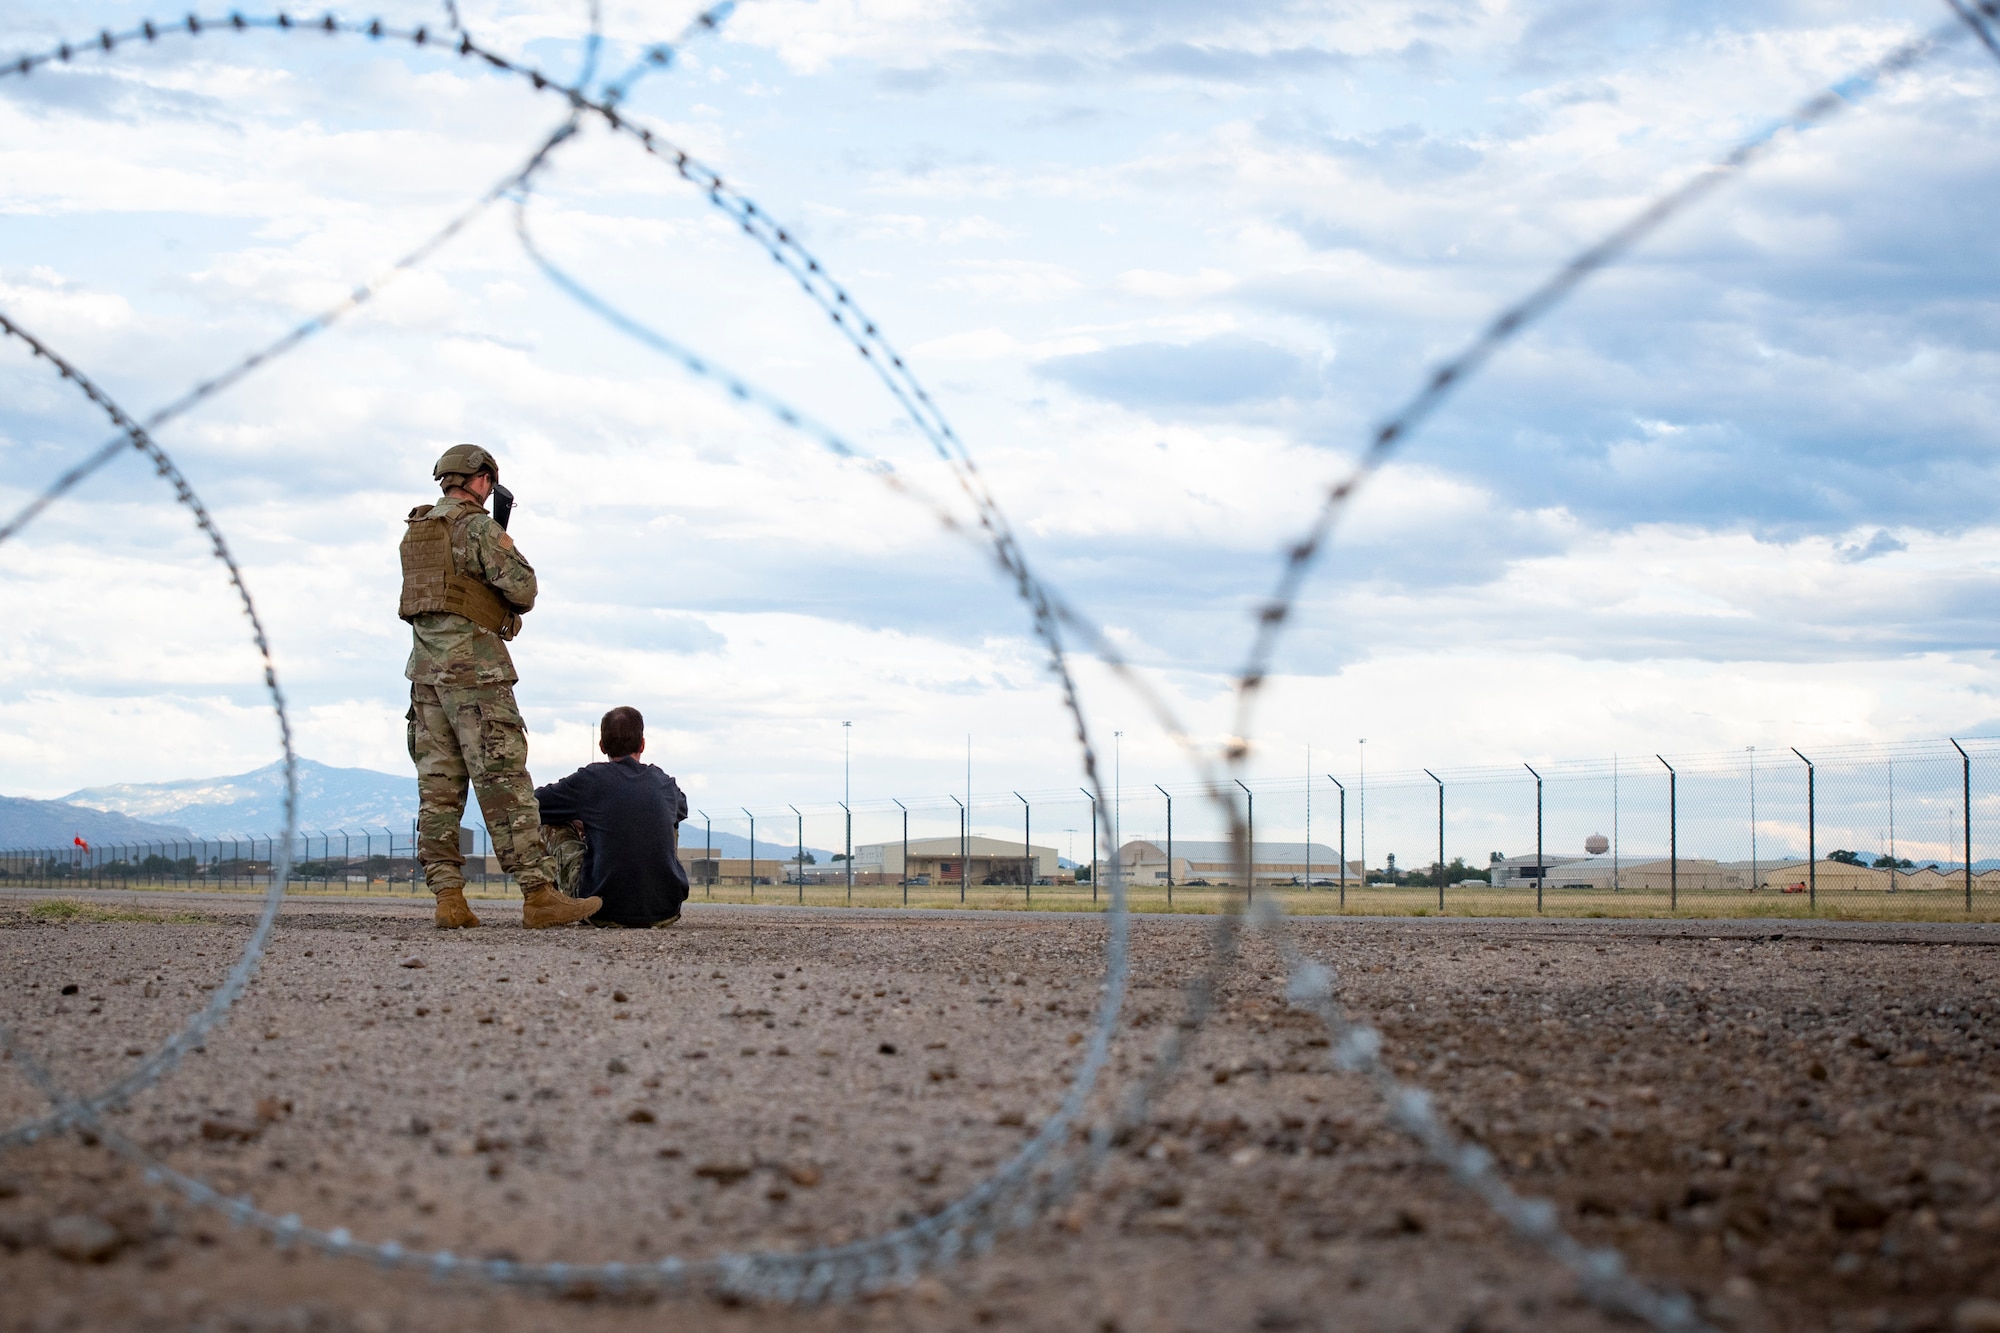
[[843, 721, 853, 900], [1358, 739, 1367, 884], [1154, 783, 1173, 900], [741, 807, 756, 900]]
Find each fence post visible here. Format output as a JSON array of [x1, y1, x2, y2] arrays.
[[838, 801, 854, 905], [1952, 738, 1972, 912], [893, 799, 908, 906], [1425, 768, 1444, 913], [1658, 756, 1677, 912], [1013, 793, 1031, 904], [1233, 779, 1254, 902], [1079, 789, 1098, 905], [1524, 764, 1543, 914], [1792, 748, 1815, 911], [789, 805, 803, 905], [742, 808, 756, 900], [1328, 776, 1346, 910], [951, 796, 967, 904], [696, 812, 710, 895]]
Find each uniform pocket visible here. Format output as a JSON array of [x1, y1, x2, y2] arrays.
[[476, 697, 525, 766], [405, 705, 418, 764]]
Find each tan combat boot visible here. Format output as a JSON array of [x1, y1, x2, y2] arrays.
[[522, 886, 601, 929], [434, 886, 481, 929]]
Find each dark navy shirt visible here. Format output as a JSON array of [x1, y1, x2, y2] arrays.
[[534, 757, 689, 926]]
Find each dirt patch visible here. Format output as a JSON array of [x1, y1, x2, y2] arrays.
[[1, 905, 1997, 1332]]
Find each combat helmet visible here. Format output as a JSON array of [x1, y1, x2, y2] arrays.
[[432, 444, 498, 490]]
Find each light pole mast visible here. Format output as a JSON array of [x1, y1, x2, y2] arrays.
[[1359, 738, 1367, 883], [1114, 731, 1123, 857]]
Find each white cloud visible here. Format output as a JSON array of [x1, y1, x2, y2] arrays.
[[937, 258, 1083, 303], [1115, 267, 1239, 300]]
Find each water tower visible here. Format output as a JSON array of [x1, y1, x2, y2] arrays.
[[1585, 833, 1609, 855]]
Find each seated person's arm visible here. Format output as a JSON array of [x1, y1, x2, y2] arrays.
[[534, 768, 591, 826]]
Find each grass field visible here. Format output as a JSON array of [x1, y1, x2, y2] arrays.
[[10, 875, 2000, 921]]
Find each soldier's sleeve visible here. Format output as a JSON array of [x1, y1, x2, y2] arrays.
[[463, 512, 540, 614]]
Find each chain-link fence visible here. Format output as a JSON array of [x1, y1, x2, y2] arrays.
[[6, 738, 1998, 918], [0, 828, 428, 893]]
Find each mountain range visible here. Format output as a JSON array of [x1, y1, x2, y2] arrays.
[[0, 796, 189, 850], [7, 759, 827, 860], [63, 759, 417, 839]]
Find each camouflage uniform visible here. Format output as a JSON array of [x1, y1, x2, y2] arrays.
[[402, 495, 559, 896], [546, 822, 586, 897]]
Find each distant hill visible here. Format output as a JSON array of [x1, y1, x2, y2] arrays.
[[54, 759, 824, 855], [63, 759, 417, 838], [0, 796, 189, 851], [682, 827, 834, 863]]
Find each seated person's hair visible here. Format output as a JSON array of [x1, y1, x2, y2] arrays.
[[600, 706, 645, 759]]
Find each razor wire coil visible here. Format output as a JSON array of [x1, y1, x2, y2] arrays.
[[6, 1, 1994, 1324]]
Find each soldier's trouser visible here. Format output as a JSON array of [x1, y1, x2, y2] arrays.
[[406, 681, 557, 895], [545, 823, 585, 898]]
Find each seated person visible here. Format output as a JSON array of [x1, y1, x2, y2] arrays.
[[534, 706, 689, 928]]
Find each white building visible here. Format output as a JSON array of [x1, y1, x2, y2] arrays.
[[1117, 839, 1357, 887], [1494, 854, 1812, 892], [854, 835, 1061, 884]]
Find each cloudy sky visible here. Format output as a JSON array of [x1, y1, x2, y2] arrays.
[[3, 0, 1999, 856]]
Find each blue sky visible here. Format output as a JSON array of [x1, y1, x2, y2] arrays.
[[3, 0, 2000, 854]]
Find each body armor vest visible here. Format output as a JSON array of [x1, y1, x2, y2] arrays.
[[398, 501, 520, 638]]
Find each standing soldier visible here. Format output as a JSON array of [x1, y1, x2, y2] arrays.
[[400, 444, 600, 930]]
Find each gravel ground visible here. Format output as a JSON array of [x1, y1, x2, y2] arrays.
[[2, 894, 1998, 1333]]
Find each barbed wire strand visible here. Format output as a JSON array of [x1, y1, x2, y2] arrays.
[[0, 9, 1223, 802], [1222, 4, 1991, 760], [0, 122, 582, 546], [0, 316, 300, 1151], [0, 0, 732, 1148], [1254, 898, 1704, 1329], [1948, 0, 2000, 58], [0, 303, 1138, 1291], [1, 5, 1976, 1324], [0, 7, 737, 547], [0, 5, 1158, 1313], [0, 7, 1944, 1320], [599, 1, 736, 105]]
